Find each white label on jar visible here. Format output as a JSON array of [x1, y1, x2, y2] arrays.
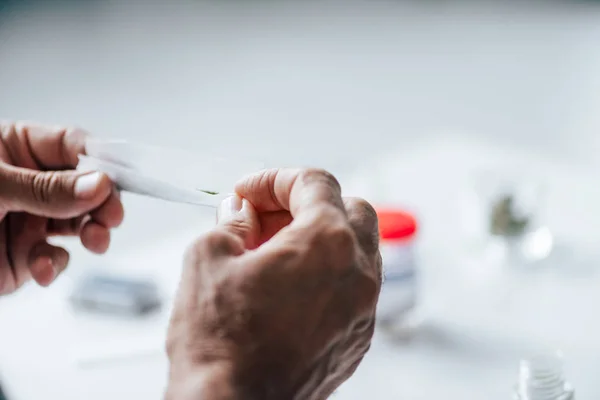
[[377, 242, 417, 320], [381, 243, 415, 282]]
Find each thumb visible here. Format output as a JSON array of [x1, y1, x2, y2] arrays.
[[216, 194, 260, 249], [0, 164, 112, 219]]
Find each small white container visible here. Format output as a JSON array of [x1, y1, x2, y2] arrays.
[[375, 208, 419, 332]]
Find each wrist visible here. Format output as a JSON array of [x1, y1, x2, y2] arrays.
[[166, 358, 300, 400], [166, 362, 237, 400]]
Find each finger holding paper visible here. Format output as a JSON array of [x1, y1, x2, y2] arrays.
[[80, 138, 264, 207], [0, 121, 123, 294]]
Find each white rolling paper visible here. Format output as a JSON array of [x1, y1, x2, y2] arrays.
[[77, 139, 264, 207]]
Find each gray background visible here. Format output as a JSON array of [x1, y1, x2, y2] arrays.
[[1, 0, 600, 249]]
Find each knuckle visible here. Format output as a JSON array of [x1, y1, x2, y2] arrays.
[[298, 205, 358, 272], [298, 168, 341, 193], [207, 229, 245, 255], [312, 207, 354, 246], [223, 218, 252, 237], [324, 223, 355, 253], [184, 235, 210, 265], [346, 197, 378, 224], [344, 197, 380, 255], [257, 168, 280, 207], [32, 171, 62, 204], [186, 229, 243, 260]]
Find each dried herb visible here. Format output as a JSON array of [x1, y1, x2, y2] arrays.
[[196, 189, 219, 195], [490, 194, 530, 237]]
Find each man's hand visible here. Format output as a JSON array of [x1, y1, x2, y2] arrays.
[[0, 122, 124, 294], [166, 168, 381, 400]]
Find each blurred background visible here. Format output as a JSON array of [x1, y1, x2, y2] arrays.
[[2, 0, 600, 244], [2, 0, 600, 399], [3, 0, 600, 168]]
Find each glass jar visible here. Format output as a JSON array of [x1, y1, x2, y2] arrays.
[[375, 208, 419, 336]]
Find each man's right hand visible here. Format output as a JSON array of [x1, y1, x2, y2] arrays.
[[166, 168, 382, 400]]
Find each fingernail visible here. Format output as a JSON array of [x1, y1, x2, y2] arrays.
[[75, 172, 102, 200], [31, 257, 55, 287], [218, 195, 243, 221]]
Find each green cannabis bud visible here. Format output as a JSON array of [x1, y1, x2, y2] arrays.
[[490, 195, 530, 237], [197, 189, 219, 195]]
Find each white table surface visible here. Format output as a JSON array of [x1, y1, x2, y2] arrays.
[[2, 134, 600, 399]]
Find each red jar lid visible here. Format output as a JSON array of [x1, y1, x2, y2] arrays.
[[376, 208, 417, 242]]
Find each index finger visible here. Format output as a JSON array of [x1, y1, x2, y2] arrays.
[[0, 121, 88, 169], [235, 168, 346, 217]]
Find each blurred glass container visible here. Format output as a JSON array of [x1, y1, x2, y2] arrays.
[[514, 352, 574, 400], [473, 170, 553, 267], [375, 208, 420, 336]]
